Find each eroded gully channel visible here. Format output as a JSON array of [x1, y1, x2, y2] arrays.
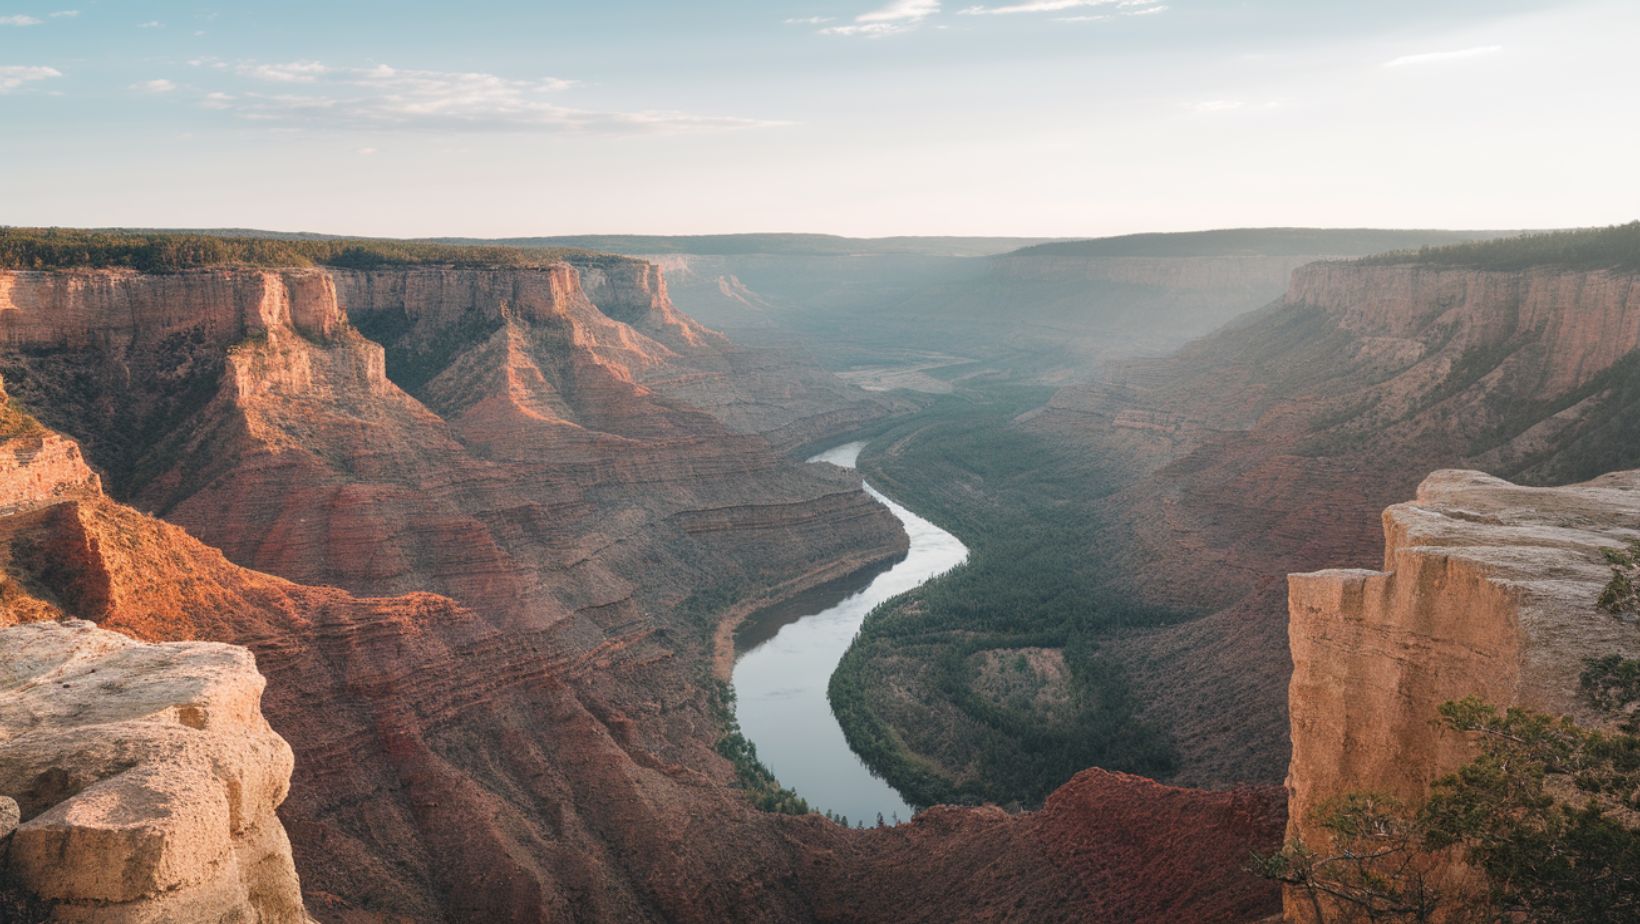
[[731, 441, 968, 825]]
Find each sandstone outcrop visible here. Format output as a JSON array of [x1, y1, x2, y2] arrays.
[[0, 267, 345, 348], [0, 424, 100, 518], [0, 619, 309, 923], [1286, 468, 1640, 919]]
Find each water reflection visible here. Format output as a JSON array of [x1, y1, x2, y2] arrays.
[[731, 441, 969, 824]]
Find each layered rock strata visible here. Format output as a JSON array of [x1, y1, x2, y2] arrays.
[[0, 265, 916, 920]]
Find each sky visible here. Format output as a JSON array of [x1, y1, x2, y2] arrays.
[[2, 0, 1637, 238]]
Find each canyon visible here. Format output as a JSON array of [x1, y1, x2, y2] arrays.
[[4, 225, 1636, 922], [0, 239, 1281, 922], [7, 3, 1630, 919]]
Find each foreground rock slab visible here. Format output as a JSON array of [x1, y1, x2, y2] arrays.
[[0, 619, 310, 923]]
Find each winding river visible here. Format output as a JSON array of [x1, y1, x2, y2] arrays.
[[731, 441, 968, 825]]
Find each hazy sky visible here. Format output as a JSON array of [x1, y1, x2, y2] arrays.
[[2, 1, 1637, 237]]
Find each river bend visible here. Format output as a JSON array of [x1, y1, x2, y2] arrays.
[[731, 441, 968, 824]]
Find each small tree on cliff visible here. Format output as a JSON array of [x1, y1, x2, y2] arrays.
[[1251, 793, 1446, 922], [1597, 540, 1640, 617], [1421, 699, 1640, 923], [1255, 697, 1640, 923]]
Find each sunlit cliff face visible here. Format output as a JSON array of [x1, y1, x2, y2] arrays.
[[1285, 468, 1640, 920]]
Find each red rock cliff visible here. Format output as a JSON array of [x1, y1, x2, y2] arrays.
[[0, 267, 346, 346], [1285, 262, 1640, 399], [1286, 468, 1640, 920]]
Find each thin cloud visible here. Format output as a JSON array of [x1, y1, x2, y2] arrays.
[[0, 14, 42, 26], [206, 61, 787, 134], [1186, 98, 1284, 114], [0, 65, 60, 90], [238, 60, 331, 83], [960, 0, 1164, 16], [962, 0, 1104, 13], [131, 78, 177, 93], [1382, 45, 1503, 68], [785, 16, 834, 25], [858, 0, 941, 22], [50, 9, 76, 16], [137, 20, 161, 28], [821, 0, 940, 37]]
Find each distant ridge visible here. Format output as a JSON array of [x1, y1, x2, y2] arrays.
[[1008, 227, 1524, 259], [1356, 220, 1640, 271], [435, 233, 1063, 258], [0, 227, 616, 272]]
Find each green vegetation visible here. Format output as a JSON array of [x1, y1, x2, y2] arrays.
[[1583, 656, 1640, 732], [1257, 698, 1640, 923], [0, 395, 46, 441], [708, 680, 811, 815], [1253, 792, 1439, 921], [1358, 221, 1640, 272], [828, 384, 1182, 809], [1597, 540, 1640, 617], [0, 226, 613, 273]]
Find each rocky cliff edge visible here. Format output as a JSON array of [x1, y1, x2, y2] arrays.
[[1286, 468, 1640, 918], [0, 619, 310, 923]]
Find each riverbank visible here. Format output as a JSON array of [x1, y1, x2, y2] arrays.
[[729, 441, 968, 824], [834, 385, 1185, 808]]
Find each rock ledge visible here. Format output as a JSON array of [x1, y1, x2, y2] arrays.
[[0, 618, 309, 923]]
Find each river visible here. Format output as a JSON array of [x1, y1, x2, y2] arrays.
[[730, 440, 969, 825]]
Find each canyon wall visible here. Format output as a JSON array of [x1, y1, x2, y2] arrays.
[[1025, 257, 1640, 787], [1286, 468, 1640, 919], [0, 267, 346, 346], [0, 619, 308, 923], [0, 262, 914, 920]]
